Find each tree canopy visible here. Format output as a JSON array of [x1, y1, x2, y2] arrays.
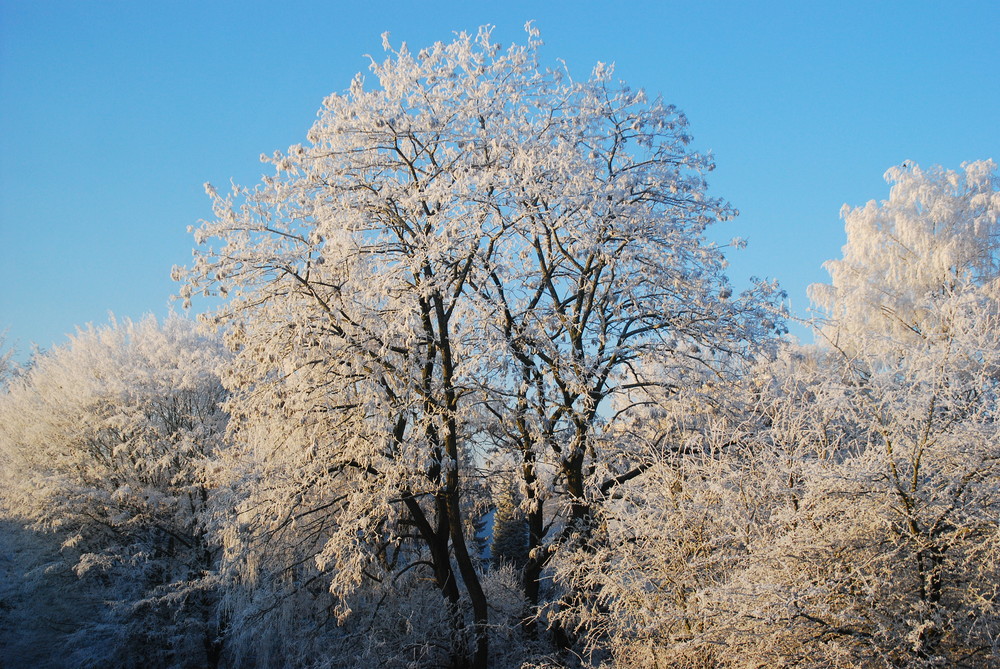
[[1, 26, 998, 669]]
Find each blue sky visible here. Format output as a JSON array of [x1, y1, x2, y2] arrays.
[[2, 0, 997, 356]]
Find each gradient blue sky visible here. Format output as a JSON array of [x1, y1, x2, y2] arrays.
[[2, 0, 997, 356]]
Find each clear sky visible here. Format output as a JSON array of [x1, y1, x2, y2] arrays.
[[2, 0, 997, 356]]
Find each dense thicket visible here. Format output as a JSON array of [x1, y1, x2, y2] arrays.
[[1, 27, 997, 669], [0, 317, 228, 667]]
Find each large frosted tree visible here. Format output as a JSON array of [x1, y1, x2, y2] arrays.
[[180, 25, 778, 668]]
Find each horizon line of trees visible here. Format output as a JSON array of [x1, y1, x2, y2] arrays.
[[1, 27, 998, 669]]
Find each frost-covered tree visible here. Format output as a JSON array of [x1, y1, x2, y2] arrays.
[[662, 162, 1000, 667], [700, 325, 1000, 666], [179, 25, 780, 667], [0, 316, 229, 668], [810, 159, 1000, 347], [764, 161, 1000, 666]]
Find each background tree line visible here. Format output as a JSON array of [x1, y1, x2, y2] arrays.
[[1, 27, 997, 668]]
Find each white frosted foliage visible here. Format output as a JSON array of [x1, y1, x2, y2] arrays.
[[810, 160, 1000, 346], [0, 316, 229, 667], [178, 24, 780, 669]]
